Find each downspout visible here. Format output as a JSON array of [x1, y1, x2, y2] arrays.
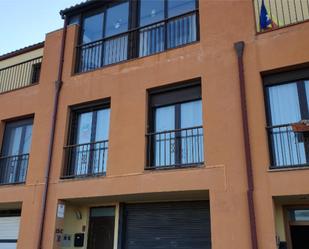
[[37, 16, 68, 249], [234, 41, 259, 249]]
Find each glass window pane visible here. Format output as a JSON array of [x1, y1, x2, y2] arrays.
[[76, 112, 93, 144], [304, 80, 309, 114], [91, 207, 115, 217], [180, 100, 202, 128], [93, 109, 110, 174], [82, 12, 104, 44], [180, 100, 203, 164], [105, 2, 129, 37], [290, 209, 309, 221], [155, 105, 175, 166], [140, 0, 165, 27], [22, 124, 33, 154], [95, 109, 110, 141], [267, 83, 301, 125], [155, 105, 175, 132], [167, 13, 197, 49], [6, 127, 23, 156], [168, 0, 196, 17]]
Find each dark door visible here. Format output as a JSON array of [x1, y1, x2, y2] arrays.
[[87, 207, 115, 249], [290, 225, 309, 249], [123, 201, 211, 249]]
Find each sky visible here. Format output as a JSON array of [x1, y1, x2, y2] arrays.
[[0, 0, 83, 55]]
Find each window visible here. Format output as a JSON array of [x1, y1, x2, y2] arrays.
[[147, 80, 204, 168], [0, 118, 33, 184], [87, 207, 116, 249], [139, 0, 197, 57], [264, 68, 309, 168], [74, 0, 199, 73], [31, 62, 41, 84], [77, 1, 129, 72], [63, 101, 110, 178]]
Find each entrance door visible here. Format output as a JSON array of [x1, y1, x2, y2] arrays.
[[290, 226, 309, 249], [285, 207, 309, 249], [87, 207, 115, 249]]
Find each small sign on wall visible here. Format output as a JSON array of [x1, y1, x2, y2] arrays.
[[57, 204, 65, 218]]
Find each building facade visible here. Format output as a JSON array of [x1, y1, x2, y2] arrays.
[[0, 0, 309, 249]]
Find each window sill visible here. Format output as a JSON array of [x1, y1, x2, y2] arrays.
[[145, 163, 205, 172], [268, 165, 309, 172], [60, 173, 106, 182], [0, 181, 25, 187]]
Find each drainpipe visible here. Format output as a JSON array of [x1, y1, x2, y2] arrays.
[[234, 41, 259, 249], [37, 16, 68, 249]]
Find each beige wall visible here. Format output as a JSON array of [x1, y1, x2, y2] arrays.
[[62, 205, 89, 249], [0, 48, 43, 69], [274, 203, 286, 242]]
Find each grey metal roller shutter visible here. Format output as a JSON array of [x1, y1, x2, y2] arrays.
[[123, 201, 211, 249]]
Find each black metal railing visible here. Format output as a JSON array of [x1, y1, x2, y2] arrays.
[[62, 140, 108, 178], [0, 154, 29, 184], [0, 57, 42, 93], [267, 123, 309, 168], [254, 0, 309, 32], [75, 10, 198, 73], [146, 126, 204, 169]]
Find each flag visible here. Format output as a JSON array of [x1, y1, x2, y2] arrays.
[[260, 0, 272, 30]]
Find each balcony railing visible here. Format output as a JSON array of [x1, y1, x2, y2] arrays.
[[62, 140, 108, 178], [146, 126, 204, 169], [0, 154, 29, 184], [75, 10, 198, 73], [0, 57, 42, 93], [267, 123, 309, 168], [254, 0, 309, 32]]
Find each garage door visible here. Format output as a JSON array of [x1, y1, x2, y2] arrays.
[[123, 201, 211, 249], [0, 216, 20, 249]]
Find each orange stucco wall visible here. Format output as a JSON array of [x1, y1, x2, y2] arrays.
[[0, 0, 309, 249]]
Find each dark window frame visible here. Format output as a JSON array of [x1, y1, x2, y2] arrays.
[[30, 62, 42, 84], [0, 118, 33, 157], [0, 118, 33, 184], [146, 79, 203, 169], [62, 99, 111, 178], [263, 67, 309, 169], [71, 0, 200, 73], [78, 0, 130, 46]]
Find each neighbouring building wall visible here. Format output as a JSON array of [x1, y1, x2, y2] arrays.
[[62, 205, 89, 249], [275, 203, 286, 242], [0, 48, 43, 69]]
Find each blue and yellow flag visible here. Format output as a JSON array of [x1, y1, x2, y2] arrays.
[[260, 0, 272, 30]]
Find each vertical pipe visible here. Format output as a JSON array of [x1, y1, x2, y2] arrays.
[[36, 16, 68, 249], [234, 41, 259, 249]]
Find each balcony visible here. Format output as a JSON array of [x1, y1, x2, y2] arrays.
[[254, 0, 309, 32], [0, 57, 42, 93], [62, 140, 108, 179], [146, 126, 204, 169], [267, 123, 309, 169], [75, 10, 198, 73], [0, 154, 29, 185]]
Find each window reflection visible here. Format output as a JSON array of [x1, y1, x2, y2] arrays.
[[140, 0, 165, 27], [105, 1, 129, 37], [168, 0, 196, 17], [82, 13, 104, 44]]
